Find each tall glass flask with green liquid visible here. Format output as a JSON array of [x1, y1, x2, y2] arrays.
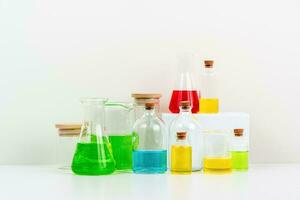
[[71, 98, 116, 175], [132, 102, 167, 174], [105, 102, 134, 171], [231, 129, 248, 170]]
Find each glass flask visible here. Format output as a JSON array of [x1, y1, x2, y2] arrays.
[[131, 93, 161, 120], [231, 129, 248, 171], [105, 102, 135, 171], [71, 98, 116, 175], [171, 131, 192, 174], [203, 130, 232, 174], [169, 53, 199, 113], [132, 102, 167, 174], [199, 60, 219, 114], [169, 101, 203, 171]]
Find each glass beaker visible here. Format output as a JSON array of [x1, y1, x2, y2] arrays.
[[105, 102, 135, 171], [132, 102, 167, 174], [169, 101, 203, 171], [203, 130, 232, 174], [131, 93, 161, 120], [169, 53, 199, 113], [71, 98, 116, 175]]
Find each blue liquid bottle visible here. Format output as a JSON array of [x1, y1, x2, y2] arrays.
[[132, 102, 167, 174]]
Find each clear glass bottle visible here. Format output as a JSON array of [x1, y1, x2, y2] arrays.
[[71, 98, 116, 175], [171, 131, 192, 174], [132, 102, 167, 174], [231, 129, 248, 170], [199, 60, 219, 114], [169, 53, 199, 113], [105, 102, 134, 171], [203, 130, 231, 174], [131, 93, 161, 120], [169, 101, 203, 171]]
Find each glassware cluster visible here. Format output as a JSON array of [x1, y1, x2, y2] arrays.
[[61, 55, 248, 176]]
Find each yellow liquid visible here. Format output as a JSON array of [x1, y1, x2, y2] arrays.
[[204, 157, 232, 174], [199, 98, 219, 113], [171, 145, 192, 174]]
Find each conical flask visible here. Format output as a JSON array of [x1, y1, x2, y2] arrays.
[[169, 53, 199, 113], [71, 98, 116, 175]]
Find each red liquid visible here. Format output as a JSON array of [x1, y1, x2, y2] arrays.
[[169, 90, 200, 113]]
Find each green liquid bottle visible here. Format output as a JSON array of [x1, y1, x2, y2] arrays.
[[109, 135, 133, 170], [72, 137, 116, 175], [231, 129, 248, 171]]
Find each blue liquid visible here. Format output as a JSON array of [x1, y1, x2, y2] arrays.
[[132, 150, 167, 174]]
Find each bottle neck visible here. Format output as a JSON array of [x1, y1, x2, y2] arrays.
[[179, 107, 192, 117], [144, 108, 156, 117], [175, 138, 189, 146]]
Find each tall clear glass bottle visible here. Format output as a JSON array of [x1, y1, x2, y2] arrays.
[[71, 98, 116, 175], [171, 131, 192, 174], [169, 101, 203, 171], [199, 60, 219, 114], [169, 53, 199, 113], [231, 129, 248, 170], [132, 102, 167, 174]]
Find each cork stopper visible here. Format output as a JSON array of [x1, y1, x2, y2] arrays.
[[204, 60, 214, 68], [177, 131, 187, 140], [180, 101, 191, 109], [131, 93, 162, 99], [234, 129, 244, 137], [145, 102, 155, 110]]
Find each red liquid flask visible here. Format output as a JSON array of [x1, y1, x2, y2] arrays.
[[169, 53, 200, 113], [169, 90, 199, 113]]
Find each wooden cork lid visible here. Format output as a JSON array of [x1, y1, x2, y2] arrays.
[[180, 101, 191, 109], [145, 102, 155, 110], [177, 131, 187, 140], [131, 93, 162, 99], [204, 60, 214, 68], [234, 129, 244, 136]]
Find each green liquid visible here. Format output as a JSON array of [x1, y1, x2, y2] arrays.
[[71, 138, 116, 175], [109, 135, 133, 170], [231, 151, 248, 170]]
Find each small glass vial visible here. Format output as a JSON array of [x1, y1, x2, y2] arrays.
[[203, 130, 231, 174], [231, 129, 248, 170], [131, 93, 161, 120], [169, 101, 203, 171], [199, 60, 219, 114], [171, 131, 192, 174], [132, 102, 167, 174]]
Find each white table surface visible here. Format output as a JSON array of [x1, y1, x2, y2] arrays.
[[1, 164, 299, 200]]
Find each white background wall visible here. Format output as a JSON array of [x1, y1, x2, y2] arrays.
[[0, 0, 300, 164]]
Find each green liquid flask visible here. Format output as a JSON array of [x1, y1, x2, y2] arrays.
[[71, 98, 116, 175], [231, 129, 248, 171], [105, 101, 135, 170]]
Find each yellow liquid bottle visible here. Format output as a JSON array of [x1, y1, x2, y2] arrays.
[[203, 157, 232, 174], [199, 60, 219, 114], [170, 131, 192, 174]]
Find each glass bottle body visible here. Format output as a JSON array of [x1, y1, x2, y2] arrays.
[[132, 108, 167, 174], [231, 136, 248, 170], [199, 67, 219, 113], [71, 98, 116, 175], [171, 137, 192, 174], [169, 108, 203, 171]]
